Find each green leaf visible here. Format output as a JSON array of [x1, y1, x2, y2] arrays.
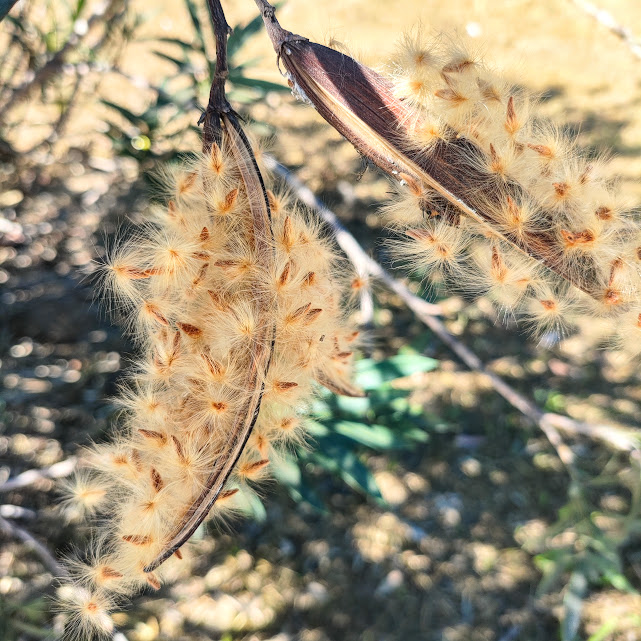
[[152, 50, 192, 71], [272, 453, 326, 512], [308, 436, 384, 503], [154, 36, 197, 50], [355, 354, 439, 390], [101, 100, 145, 129], [183, 0, 205, 53], [322, 419, 421, 451], [228, 74, 289, 94], [227, 13, 264, 59]]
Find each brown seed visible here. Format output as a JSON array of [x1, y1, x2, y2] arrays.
[[434, 87, 466, 104], [279, 261, 292, 286], [406, 228, 434, 242], [146, 573, 161, 590], [192, 263, 209, 288], [303, 271, 316, 287], [240, 459, 269, 477], [170, 330, 181, 361], [122, 534, 153, 545], [540, 299, 557, 311], [208, 142, 224, 174], [99, 566, 123, 580], [207, 289, 229, 310], [527, 143, 554, 158], [214, 259, 239, 268], [266, 189, 280, 213], [171, 435, 187, 463], [86, 601, 98, 613], [174, 549, 183, 560], [553, 182, 570, 198], [282, 216, 295, 251], [491, 246, 508, 281], [210, 401, 227, 412], [488, 144, 503, 174], [201, 352, 224, 378], [178, 172, 197, 195], [138, 429, 167, 444], [144, 302, 169, 326], [398, 172, 422, 197], [579, 164, 592, 184], [223, 188, 239, 213], [637, 313, 641, 328], [130, 449, 143, 472], [442, 58, 474, 73], [200, 226, 210, 241], [192, 251, 210, 261], [595, 206, 613, 221], [560, 229, 594, 247], [275, 381, 298, 391], [604, 288, 622, 306], [287, 302, 312, 324], [177, 322, 202, 338], [505, 96, 519, 135], [608, 259, 623, 287], [281, 417, 296, 430], [304, 308, 323, 325], [151, 468, 164, 492], [115, 265, 152, 280], [219, 488, 239, 502], [477, 78, 502, 102]]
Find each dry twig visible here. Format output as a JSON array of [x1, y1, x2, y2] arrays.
[[0, 457, 77, 493], [570, 0, 641, 60]]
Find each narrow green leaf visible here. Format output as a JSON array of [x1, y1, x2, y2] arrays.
[[228, 74, 290, 94], [183, 0, 205, 52], [227, 13, 264, 58]]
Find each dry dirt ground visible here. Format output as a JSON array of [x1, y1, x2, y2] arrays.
[[3, 1, 641, 640]]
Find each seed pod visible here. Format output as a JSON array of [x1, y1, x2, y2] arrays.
[[59, 3, 361, 635], [257, 2, 641, 347]]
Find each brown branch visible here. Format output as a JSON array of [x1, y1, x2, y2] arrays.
[[266, 157, 639, 456]]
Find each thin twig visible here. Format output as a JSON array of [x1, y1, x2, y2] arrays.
[[0, 515, 67, 577], [570, 0, 641, 60], [265, 157, 639, 456], [0, 514, 131, 641], [0, 457, 77, 493]]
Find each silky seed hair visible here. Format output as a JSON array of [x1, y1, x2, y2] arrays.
[[58, 139, 360, 637], [385, 32, 641, 348]]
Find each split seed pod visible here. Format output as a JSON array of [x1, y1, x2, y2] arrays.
[[256, 2, 641, 349], [58, 6, 361, 633]]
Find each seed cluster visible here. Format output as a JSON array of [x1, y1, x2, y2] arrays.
[[59, 139, 359, 637], [387, 33, 641, 348]]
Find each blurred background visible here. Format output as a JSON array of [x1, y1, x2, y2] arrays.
[[2, 1, 641, 639]]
